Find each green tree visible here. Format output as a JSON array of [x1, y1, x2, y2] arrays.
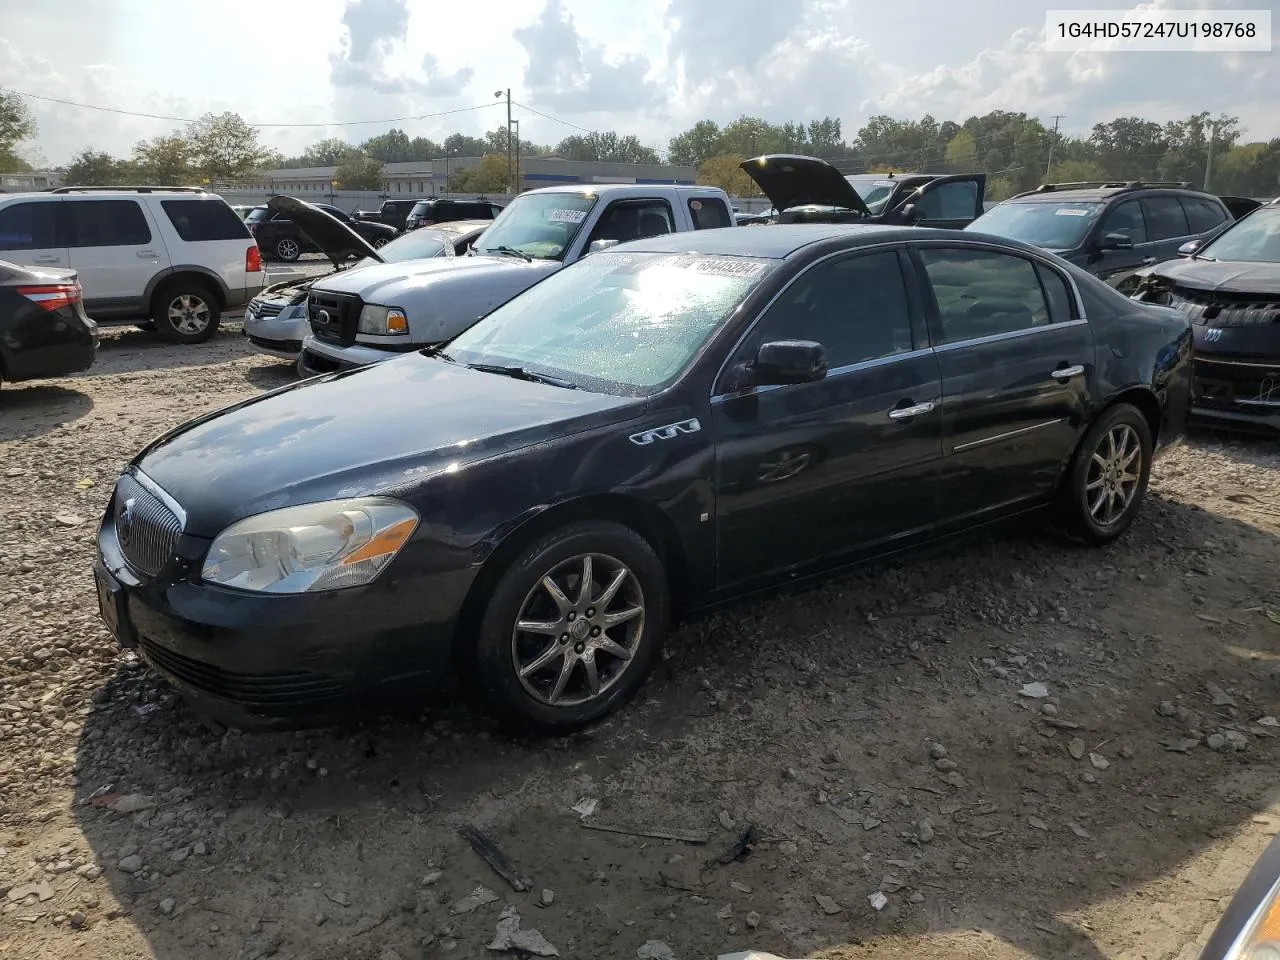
[[133, 133, 195, 184], [552, 131, 659, 164], [443, 133, 488, 157], [696, 154, 754, 195], [0, 91, 36, 173], [1046, 159, 1106, 184], [667, 120, 722, 166], [332, 153, 384, 190], [360, 128, 419, 163], [186, 112, 272, 181], [64, 149, 129, 186], [944, 130, 979, 171]]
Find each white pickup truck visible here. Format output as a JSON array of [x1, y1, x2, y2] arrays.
[[297, 182, 735, 376]]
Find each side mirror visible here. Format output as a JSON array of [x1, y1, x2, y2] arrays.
[[752, 340, 827, 386], [1100, 232, 1135, 251], [1177, 239, 1201, 257], [588, 239, 620, 254], [900, 203, 921, 224]]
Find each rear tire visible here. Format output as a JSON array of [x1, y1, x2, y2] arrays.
[[152, 282, 221, 344], [472, 521, 669, 733], [275, 238, 301, 262], [1056, 402, 1153, 544]]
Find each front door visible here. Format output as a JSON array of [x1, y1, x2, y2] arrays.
[[711, 247, 944, 587], [66, 198, 161, 315], [894, 175, 987, 229], [912, 243, 1095, 528], [1086, 198, 1156, 283]]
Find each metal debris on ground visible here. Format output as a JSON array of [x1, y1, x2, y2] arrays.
[[487, 905, 560, 957], [583, 822, 710, 844], [450, 886, 499, 915], [571, 798, 598, 819], [714, 824, 760, 865], [460, 825, 531, 892]]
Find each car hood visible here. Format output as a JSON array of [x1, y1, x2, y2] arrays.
[[134, 353, 639, 536], [267, 196, 383, 268], [310, 254, 560, 305], [738, 155, 872, 217], [1148, 257, 1280, 295]]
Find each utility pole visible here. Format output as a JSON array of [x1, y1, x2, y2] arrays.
[[494, 88, 512, 193], [1046, 115, 1065, 178], [1204, 119, 1218, 192], [512, 119, 520, 195]]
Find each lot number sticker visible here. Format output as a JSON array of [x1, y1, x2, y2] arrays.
[[549, 209, 588, 223], [1055, 208, 1092, 216]]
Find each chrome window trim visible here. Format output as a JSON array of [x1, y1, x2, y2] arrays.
[[126, 466, 188, 528], [712, 346, 935, 405], [932, 318, 1089, 353]]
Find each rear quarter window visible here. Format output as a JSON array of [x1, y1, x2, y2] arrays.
[[161, 199, 251, 241], [689, 197, 733, 229], [1181, 197, 1228, 234]]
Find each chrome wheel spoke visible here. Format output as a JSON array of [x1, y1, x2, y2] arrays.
[[1089, 489, 1108, 519], [596, 638, 633, 662], [583, 656, 601, 697], [1119, 469, 1140, 484], [516, 618, 562, 636], [520, 641, 566, 678], [1091, 452, 1108, 472], [577, 555, 594, 605], [596, 568, 627, 607], [541, 575, 572, 613], [602, 605, 643, 628], [1086, 476, 1106, 491], [549, 654, 577, 703]]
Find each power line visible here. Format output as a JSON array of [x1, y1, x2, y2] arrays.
[[510, 100, 593, 135], [3, 88, 504, 128]]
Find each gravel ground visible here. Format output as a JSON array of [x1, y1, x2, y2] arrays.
[[2, 326, 1279, 960]]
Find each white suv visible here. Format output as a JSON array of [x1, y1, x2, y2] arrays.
[[0, 187, 265, 343]]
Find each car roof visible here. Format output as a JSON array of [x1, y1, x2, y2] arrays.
[[617, 224, 973, 259], [1006, 186, 1214, 203]]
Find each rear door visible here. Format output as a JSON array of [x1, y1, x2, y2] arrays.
[[0, 199, 67, 270], [66, 198, 161, 315], [1179, 195, 1231, 241], [898, 175, 986, 228], [1139, 195, 1194, 264], [711, 247, 943, 585], [913, 242, 1094, 528], [158, 198, 258, 301]]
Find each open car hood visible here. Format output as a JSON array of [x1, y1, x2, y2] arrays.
[[267, 196, 383, 269], [739, 155, 871, 217], [1220, 196, 1263, 220]]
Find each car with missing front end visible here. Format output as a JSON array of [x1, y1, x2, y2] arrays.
[[243, 197, 489, 361], [94, 224, 1191, 733], [1129, 198, 1280, 435]]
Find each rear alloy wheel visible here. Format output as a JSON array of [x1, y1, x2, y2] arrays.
[[153, 284, 221, 344], [370, 236, 390, 249], [275, 238, 301, 262], [1058, 402, 1153, 544], [474, 521, 668, 732]]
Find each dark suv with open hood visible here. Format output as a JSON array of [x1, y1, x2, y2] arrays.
[[739, 155, 986, 229], [246, 201, 397, 262], [1131, 198, 1280, 434]]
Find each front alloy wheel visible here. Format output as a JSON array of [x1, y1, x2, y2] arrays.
[[512, 553, 645, 707]]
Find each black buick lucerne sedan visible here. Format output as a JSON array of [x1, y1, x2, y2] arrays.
[[94, 225, 1192, 732]]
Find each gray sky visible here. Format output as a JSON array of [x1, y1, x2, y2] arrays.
[[1, 0, 1276, 166]]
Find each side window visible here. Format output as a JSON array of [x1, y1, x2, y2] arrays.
[[915, 181, 978, 220], [0, 202, 60, 250], [67, 200, 151, 247], [1099, 200, 1147, 244], [689, 197, 733, 229], [1034, 262, 1076, 323], [490, 205, 504, 219], [1141, 197, 1190, 240], [587, 200, 675, 245], [918, 247, 1051, 344], [750, 251, 914, 370], [161, 199, 250, 241], [1181, 197, 1228, 234]]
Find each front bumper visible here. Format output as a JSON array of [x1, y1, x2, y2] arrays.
[[243, 301, 308, 359], [1190, 402, 1280, 435], [1191, 354, 1280, 436], [94, 486, 466, 728], [297, 336, 402, 377]]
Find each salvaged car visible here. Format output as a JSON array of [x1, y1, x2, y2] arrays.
[[246, 200, 396, 262], [0, 258, 98, 385], [243, 197, 488, 360], [296, 182, 735, 377], [1130, 199, 1280, 434], [739, 155, 986, 229], [94, 225, 1190, 732], [967, 180, 1254, 287]]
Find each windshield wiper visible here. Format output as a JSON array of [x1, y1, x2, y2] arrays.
[[421, 346, 456, 362], [479, 245, 533, 263], [466, 363, 577, 389]]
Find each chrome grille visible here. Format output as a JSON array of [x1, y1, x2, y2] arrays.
[[113, 473, 183, 576], [246, 299, 285, 321], [1169, 290, 1280, 327]]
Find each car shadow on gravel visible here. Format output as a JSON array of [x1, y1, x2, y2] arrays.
[[67, 494, 1280, 960], [0, 383, 93, 435], [241, 361, 298, 391], [83, 327, 250, 377]]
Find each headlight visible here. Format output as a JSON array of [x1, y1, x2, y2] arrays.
[[201, 498, 418, 594], [357, 305, 409, 336], [1224, 875, 1280, 960]]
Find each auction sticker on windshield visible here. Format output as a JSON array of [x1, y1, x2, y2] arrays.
[[1055, 208, 1093, 216], [548, 209, 588, 223]]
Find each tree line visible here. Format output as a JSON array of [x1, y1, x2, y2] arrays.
[[2, 89, 1276, 199]]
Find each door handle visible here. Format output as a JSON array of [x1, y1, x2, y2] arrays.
[[1051, 364, 1086, 381], [136, 250, 159, 258], [1141, 256, 1157, 265], [32, 255, 60, 264], [888, 400, 936, 420]]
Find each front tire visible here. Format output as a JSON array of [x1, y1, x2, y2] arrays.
[[152, 283, 221, 344], [1057, 402, 1153, 544], [473, 521, 669, 733]]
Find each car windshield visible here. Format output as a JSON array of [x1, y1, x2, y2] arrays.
[[846, 176, 900, 214], [353, 229, 451, 269], [967, 201, 1104, 249], [472, 192, 598, 260], [446, 251, 774, 395], [1198, 207, 1280, 262]]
